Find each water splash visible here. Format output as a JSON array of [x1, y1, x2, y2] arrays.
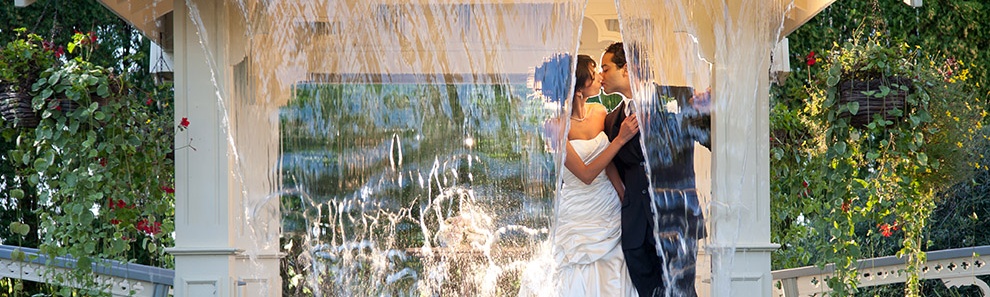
[[182, 0, 585, 295]]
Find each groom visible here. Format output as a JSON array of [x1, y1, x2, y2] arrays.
[[601, 42, 710, 297]]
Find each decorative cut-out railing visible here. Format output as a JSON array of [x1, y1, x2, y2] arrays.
[[0, 244, 174, 297], [772, 245, 990, 296]]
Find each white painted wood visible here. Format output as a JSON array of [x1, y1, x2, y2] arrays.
[[772, 246, 990, 296], [166, 1, 282, 296]]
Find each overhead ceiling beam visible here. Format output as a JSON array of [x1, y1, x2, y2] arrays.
[[95, 0, 174, 41]]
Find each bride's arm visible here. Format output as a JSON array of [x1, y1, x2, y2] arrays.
[[564, 114, 639, 185]]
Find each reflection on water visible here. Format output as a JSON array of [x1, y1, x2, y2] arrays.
[[279, 83, 560, 295]]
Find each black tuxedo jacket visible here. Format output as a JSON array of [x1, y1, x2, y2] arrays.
[[604, 85, 711, 250]]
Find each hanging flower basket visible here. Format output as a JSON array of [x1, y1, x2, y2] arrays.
[[1, 83, 87, 129], [0, 88, 39, 128], [836, 76, 911, 128]]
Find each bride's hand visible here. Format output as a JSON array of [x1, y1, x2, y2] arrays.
[[617, 114, 639, 143]]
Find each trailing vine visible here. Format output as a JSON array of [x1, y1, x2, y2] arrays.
[[1, 30, 175, 296]]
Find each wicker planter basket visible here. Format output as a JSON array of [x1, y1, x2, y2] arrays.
[[0, 90, 39, 128], [836, 77, 911, 128], [1, 89, 83, 129]]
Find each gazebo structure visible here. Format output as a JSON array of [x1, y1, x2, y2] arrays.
[[11, 0, 853, 296]]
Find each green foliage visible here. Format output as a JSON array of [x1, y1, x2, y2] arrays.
[[772, 24, 989, 297], [0, 28, 55, 92], [1, 21, 172, 296]]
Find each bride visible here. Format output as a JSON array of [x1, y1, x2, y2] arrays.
[[554, 54, 639, 296]]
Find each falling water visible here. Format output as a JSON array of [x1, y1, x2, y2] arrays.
[[614, 0, 789, 296], [175, 0, 791, 295], [182, 0, 583, 295]]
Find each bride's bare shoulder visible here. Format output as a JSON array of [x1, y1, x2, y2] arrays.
[[588, 103, 608, 115]]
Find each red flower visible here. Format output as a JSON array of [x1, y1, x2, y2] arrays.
[[802, 180, 809, 188], [99, 157, 107, 167], [161, 186, 175, 194], [806, 51, 816, 66], [180, 117, 190, 128], [879, 223, 893, 237], [89, 31, 98, 44], [55, 46, 64, 58], [146, 97, 153, 106], [110, 219, 121, 225], [841, 200, 850, 213], [137, 219, 162, 235]]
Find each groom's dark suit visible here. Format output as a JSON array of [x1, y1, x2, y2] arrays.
[[605, 84, 710, 297]]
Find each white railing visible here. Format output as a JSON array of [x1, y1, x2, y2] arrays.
[[0, 244, 174, 297], [772, 245, 990, 296]]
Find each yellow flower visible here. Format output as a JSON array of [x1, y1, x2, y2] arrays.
[[146, 119, 151, 124], [957, 142, 964, 148], [946, 111, 952, 117]]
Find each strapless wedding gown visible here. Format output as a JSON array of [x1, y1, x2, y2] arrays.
[[553, 132, 638, 297]]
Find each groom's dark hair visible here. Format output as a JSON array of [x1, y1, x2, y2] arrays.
[[604, 42, 627, 69]]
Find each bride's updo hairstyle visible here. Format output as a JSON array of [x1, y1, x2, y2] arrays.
[[574, 54, 596, 94]]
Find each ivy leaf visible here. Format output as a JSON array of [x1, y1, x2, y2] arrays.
[[10, 248, 26, 261], [827, 75, 840, 87], [866, 151, 880, 160], [917, 153, 929, 166], [40, 88, 53, 100], [11, 189, 24, 199], [847, 102, 860, 116], [76, 256, 91, 271], [9, 222, 30, 236], [97, 84, 109, 98], [834, 141, 848, 156], [33, 157, 49, 172], [48, 71, 62, 85]]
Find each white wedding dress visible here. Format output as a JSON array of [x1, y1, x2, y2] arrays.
[[553, 131, 638, 297]]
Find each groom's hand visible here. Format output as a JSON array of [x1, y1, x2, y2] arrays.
[[617, 114, 640, 144]]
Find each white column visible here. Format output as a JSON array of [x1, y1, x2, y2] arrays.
[[167, 0, 280, 296], [705, 1, 780, 296]]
